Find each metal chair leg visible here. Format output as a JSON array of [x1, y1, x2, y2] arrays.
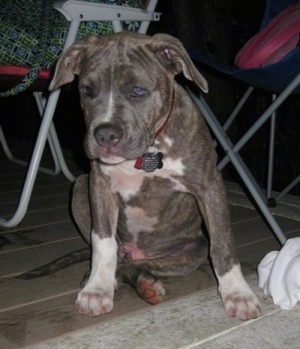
[[266, 94, 277, 207], [188, 88, 287, 245], [0, 89, 63, 227]]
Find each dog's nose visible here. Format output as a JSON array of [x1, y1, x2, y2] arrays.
[[93, 124, 123, 147]]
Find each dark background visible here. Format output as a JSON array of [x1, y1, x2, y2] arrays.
[[1, 0, 300, 194]]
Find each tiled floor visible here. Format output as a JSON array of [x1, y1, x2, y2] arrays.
[[1, 140, 300, 348]]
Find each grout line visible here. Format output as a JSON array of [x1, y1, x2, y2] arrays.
[[0, 235, 81, 256], [0, 289, 80, 314], [180, 308, 282, 349], [236, 228, 300, 249], [0, 193, 69, 206], [231, 215, 259, 226], [0, 219, 72, 234], [226, 181, 300, 221], [2, 205, 68, 217]]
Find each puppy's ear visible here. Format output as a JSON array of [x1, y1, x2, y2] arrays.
[[150, 33, 208, 93], [49, 36, 99, 91]]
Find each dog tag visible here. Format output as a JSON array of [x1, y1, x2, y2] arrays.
[[141, 152, 164, 172]]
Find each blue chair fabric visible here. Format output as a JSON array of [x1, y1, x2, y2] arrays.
[[190, 0, 300, 94]]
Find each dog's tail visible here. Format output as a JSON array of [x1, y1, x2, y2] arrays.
[[16, 248, 90, 280]]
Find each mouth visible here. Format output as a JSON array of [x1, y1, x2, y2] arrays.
[[86, 131, 151, 165], [99, 154, 126, 165], [96, 145, 126, 164]]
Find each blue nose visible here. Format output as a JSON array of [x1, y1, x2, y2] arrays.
[[93, 123, 123, 147]]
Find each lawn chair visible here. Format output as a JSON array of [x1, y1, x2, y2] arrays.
[[0, 0, 160, 228], [188, 0, 300, 245]]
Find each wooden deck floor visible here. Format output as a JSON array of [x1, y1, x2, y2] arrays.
[[1, 140, 300, 348]]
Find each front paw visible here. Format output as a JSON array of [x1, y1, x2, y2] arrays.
[[75, 286, 114, 316], [221, 290, 261, 321], [217, 264, 261, 320]]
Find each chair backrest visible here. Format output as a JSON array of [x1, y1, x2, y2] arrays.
[[235, 0, 300, 68], [189, 0, 300, 94], [260, 0, 296, 29]]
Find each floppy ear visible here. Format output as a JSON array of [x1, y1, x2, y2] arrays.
[[150, 33, 208, 93], [49, 36, 99, 91]]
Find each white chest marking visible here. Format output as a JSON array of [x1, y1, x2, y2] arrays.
[[164, 136, 174, 147], [101, 157, 187, 201], [124, 206, 158, 241]]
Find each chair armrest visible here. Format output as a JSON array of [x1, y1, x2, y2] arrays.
[[54, 0, 160, 22]]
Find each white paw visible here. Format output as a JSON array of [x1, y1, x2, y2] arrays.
[[221, 290, 261, 320], [75, 286, 114, 316], [217, 264, 261, 320], [76, 234, 118, 316]]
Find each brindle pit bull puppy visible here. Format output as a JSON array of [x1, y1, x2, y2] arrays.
[[49, 32, 261, 320]]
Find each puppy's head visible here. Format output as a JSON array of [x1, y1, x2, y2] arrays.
[[50, 32, 208, 164]]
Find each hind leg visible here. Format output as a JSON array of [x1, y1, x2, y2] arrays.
[[72, 174, 91, 244], [118, 265, 165, 305], [117, 236, 208, 305]]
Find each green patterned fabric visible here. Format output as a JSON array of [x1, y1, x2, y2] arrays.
[[0, 0, 143, 96]]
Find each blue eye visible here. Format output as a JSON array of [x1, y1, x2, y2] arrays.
[[131, 86, 148, 97]]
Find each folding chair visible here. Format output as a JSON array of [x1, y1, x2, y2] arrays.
[[188, 0, 300, 245], [0, 0, 160, 228]]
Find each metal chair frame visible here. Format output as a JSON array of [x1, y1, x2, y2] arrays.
[[0, 0, 160, 227], [188, 70, 300, 246]]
